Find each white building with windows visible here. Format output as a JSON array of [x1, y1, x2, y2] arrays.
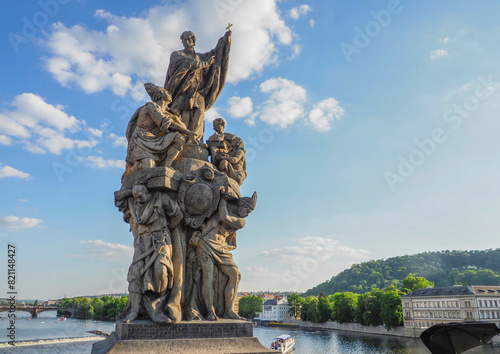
[[401, 285, 500, 328], [257, 298, 291, 322]]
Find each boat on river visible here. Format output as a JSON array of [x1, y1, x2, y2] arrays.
[[270, 334, 295, 353]]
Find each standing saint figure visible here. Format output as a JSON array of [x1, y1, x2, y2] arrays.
[[164, 29, 231, 140], [117, 181, 184, 324], [189, 193, 257, 320]]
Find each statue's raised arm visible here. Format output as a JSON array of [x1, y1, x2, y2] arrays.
[[164, 29, 231, 141]]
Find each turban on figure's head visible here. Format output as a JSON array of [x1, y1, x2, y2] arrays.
[[144, 83, 172, 103]]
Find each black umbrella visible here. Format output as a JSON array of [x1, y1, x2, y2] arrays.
[[420, 322, 500, 354]]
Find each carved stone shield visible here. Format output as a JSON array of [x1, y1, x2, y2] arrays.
[[177, 163, 229, 229]]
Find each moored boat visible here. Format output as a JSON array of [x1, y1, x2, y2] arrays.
[[270, 334, 295, 353]]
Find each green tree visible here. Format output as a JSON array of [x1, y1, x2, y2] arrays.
[[363, 288, 383, 326], [238, 296, 263, 319], [287, 293, 305, 319], [402, 274, 434, 293], [331, 292, 358, 323], [354, 293, 367, 325], [317, 293, 332, 323], [381, 285, 403, 330], [92, 298, 105, 319], [76, 298, 93, 318], [301, 296, 319, 323]]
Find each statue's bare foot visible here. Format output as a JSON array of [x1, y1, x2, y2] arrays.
[[123, 311, 139, 323], [206, 311, 218, 321], [153, 313, 172, 325], [224, 310, 243, 320], [186, 311, 201, 321]]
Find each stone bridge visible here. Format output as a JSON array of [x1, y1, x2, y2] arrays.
[[0, 305, 76, 318]]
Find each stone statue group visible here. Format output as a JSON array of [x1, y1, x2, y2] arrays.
[[113, 28, 257, 325]]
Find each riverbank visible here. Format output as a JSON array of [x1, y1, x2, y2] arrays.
[[0, 336, 103, 348], [278, 319, 500, 345]]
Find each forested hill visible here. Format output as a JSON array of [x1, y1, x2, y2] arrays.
[[303, 249, 500, 296]]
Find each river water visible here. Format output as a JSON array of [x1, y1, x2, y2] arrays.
[[1, 311, 498, 353]]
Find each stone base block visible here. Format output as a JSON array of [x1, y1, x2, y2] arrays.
[[92, 320, 274, 353], [92, 333, 275, 353], [116, 319, 254, 340]]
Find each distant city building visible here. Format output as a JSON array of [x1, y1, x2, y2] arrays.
[[43, 299, 60, 306], [257, 298, 291, 322], [401, 285, 500, 328]]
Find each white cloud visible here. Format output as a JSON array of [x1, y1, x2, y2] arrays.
[[430, 49, 448, 60], [243, 266, 281, 280], [440, 36, 450, 43], [0, 93, 98, 155], [80, 156, 125, 169], [10, 93, 79, 132], [308, 97, 344, 131], [289, 4, 312, 20], [289, 44, 302, 59], [309, 19, 315, 28], [259, 77, 307, 128], [108, 133, 127, 148], [18, 199, 28, 203], [43, 1, 297, 97], [0, 215, 43, 230], [0, 135, 12, 146], [87, 127, 103, 138], [261, 235, 370, 264], [0, 165, 31, 180], [204, 106, 222, 124], [79, 240, 133, 261], [227, 96, 253, 118]]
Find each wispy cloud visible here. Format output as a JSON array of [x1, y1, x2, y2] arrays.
[[78, 240, 133, 261], [108, 133, 127, 148], [289, 4, 312, 20], [259, 77, 307, 128], [261, 235, 370, 263], [252, 77, 344, 130], [80, 156, 125, 169], [0, 164, 32, 180], [0, 93, 98, 155], [0, 215, 43, 230], [430, 49, 449, 60], [227, 96, 253, 119], [0, 135, 12, 146], [308, 98, 344, 131]]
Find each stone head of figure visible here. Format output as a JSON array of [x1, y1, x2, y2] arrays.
[[132, 180, 151, 203], [180, 31, 196, 51], [144, 83, 172, 105], [232, 136, 244, 149], [213, 118, 225, 134], [236, 192, 257, 218]]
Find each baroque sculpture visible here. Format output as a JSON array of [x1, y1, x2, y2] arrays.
[[114, 27, 256, 325]]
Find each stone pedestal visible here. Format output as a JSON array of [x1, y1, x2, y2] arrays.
[[91, 320, 274, 353]]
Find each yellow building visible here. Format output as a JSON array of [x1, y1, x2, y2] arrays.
[[401, 285, 500, 328]]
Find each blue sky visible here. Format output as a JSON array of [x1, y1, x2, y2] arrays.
[[1, 0, 500, 299]]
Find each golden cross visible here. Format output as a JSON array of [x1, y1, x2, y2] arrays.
[[226, 23, 233, 31]]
